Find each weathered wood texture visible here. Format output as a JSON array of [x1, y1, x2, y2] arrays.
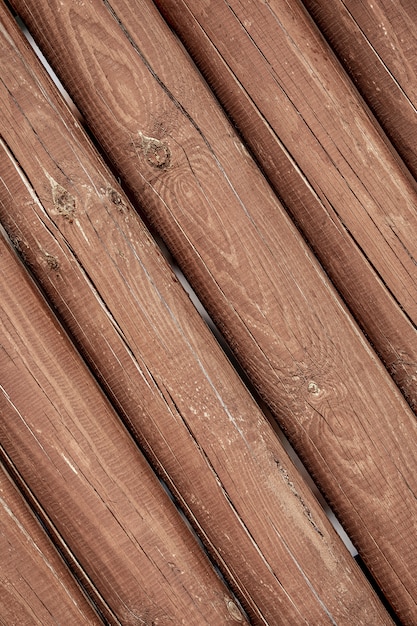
[[7, 0, 417, 621], [0, 8, 390, 624], [0, 464, 102, 625], [155, 0, 417, 414], [302, 0, 417, 180], [0, 237, 250, 624]]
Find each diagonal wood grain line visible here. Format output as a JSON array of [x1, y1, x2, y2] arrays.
[[0, 4, 394, 624]]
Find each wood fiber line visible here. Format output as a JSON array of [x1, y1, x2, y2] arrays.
[[5, 0, 417, 621], [302, 0, 417, 181], [0, 237, 249, 624], [0, 9, 389, 624], [155, 0, 417, 413], [0, 464, 103, 625]]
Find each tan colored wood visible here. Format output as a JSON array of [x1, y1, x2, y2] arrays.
[[155, 0, 417, 413], [0, 8, 389, 624], [0, 236, 249, 624], [302, 0, 417, 180], [0, 464, 102, 625], [6, 0, 417, 621]]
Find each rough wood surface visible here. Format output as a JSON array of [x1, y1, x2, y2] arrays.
[[0, 464, 102, 625], [0, 8, 390, 624], [155, 0, 417, 413], [7, 0, 417, 622], [302, 0, 417, 180], [0, 236, 249, 624]]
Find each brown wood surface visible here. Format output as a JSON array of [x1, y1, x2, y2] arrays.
[[6, 0, 417, 622], [155, 0, 417, 413], [0, 464, 102, 625], [0, 7, 390, 624], [302, 0, 417, 180], [0, 236, 249, 624]]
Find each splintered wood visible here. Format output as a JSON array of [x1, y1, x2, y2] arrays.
[[1, 0, 416, 624]]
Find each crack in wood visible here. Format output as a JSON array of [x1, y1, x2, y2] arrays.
[[275, 459, 324, 537]]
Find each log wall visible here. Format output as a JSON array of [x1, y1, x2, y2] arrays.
[[1, 0, 416, 623]]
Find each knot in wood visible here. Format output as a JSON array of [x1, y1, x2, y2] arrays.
[[48, 175, 76, 222], [44, 252, 60, 271], [104, 186, 128, 212], [307, 380, 320, 395], [138, 131, 171, 169]]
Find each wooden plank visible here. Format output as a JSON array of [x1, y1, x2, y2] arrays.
[[302, 0, 417, 180], [154, 0, 417, 413], [0, 8, 389, 624], [7, 0, 417, 621], [0, 464, 103, 625], [0, 236, 249, 624]]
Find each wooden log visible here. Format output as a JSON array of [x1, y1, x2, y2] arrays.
[[0, 236, 249, 624], [5, 0, 417, 621], [0, 464, 103, 625], [0, 8, 389, 624], [154, 0, 417, 413], [302, 0, 417, 180]]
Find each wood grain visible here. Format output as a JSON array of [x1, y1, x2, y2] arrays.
[[0, 235, 249, 624], [0, 7, 390, 624], [302, 0, 417, 180], [6, 0, 417, 621], [155, 0, 417, 413], [0, 464, 102, 625]]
